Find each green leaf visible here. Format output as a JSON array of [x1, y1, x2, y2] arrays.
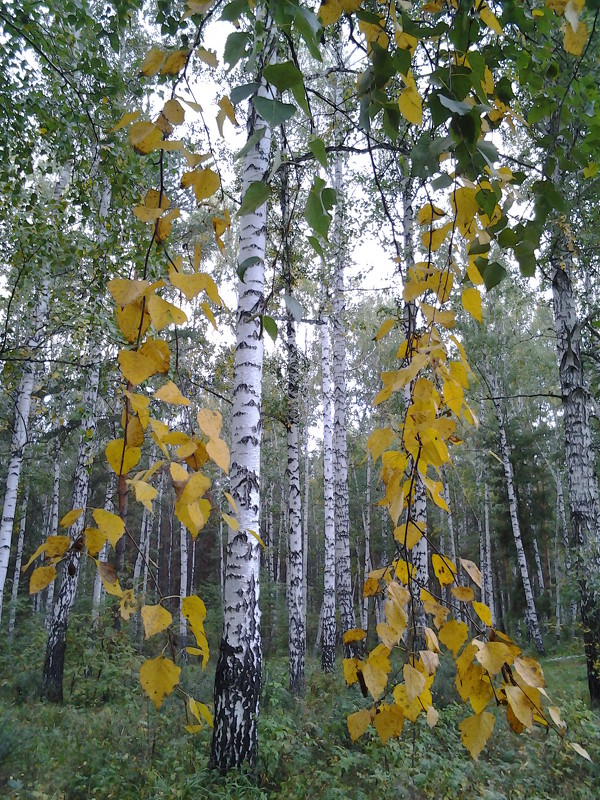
[[305, 177, 334, 240], [263, 61, 303, 92], [262, 315, 278, 341], [308, 235, 324, 258], [224, 32, 250, 69], [234, 127, 267, 161], [253, 97, 296, 126], [283, 293, 304, 322], [476, 259, 507, 290], [238, 181, 271, 216], [309, 138, 328, 169], [237, 256, 260, 282], [230, 82, 260, 106]]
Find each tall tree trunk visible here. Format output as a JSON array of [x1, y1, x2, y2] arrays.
[[320, 308, 336, 672], [211, 43, 273, 770], [43, 356, 101, 701], [8, 490, 28, 637], [44, 442, 62, 629], [551, 237, 600, 703], [483, 476, 496, 625], [281, 165, 305, 696], [0, 285, 49, 622], [179, 521, 188, 659], [92, 475, 115, 624], [491, 394, 545, 654], [361, 455, 372, 635]]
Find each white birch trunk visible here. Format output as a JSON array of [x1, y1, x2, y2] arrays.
[[492, 395, 545, 653], [92, 474, 115, 623], [0, 286, 49, 622], [44, 445, 61, 629], [43, 356, 100, 700], [8, 490, 28, 636], [321, 310, 336, 671], [361, 455, 372, 635], [179, 521, 188, 657], [483, 478, 496, 625], [533, 538, 545, 593], [211, 52, 273, 770]]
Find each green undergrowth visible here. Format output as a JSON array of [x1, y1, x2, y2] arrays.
[[0, 619, 598, 800]]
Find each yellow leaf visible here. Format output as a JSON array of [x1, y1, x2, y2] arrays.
[[118, 340, 171, 386], [459, 711, 495, 759], [479, 3, 502, 34], [222, 512, 238, 531], [126, 415, 144, 447], [438, 619, 468, 656], [105, 439, 141, 476], [460, 558, 483, 588], [398, 84, 422, 126], [373, 703, 404, 743], [92, 508, 126, 548], [514, 656, 546, 688], [120, 588, 137, 620], [129, 122, 163, 155], [362, 644, 392, 700], [181, 168, 220, 203], [344, 628, 367, 644], [451, 585, 475, 602], [85, 527, 107, 557], [367, 427, 395, 462], [181, 595, 207, 630], [394, 520, 423, 550], [146, 295, 187, 331], [418, 204, 446, 225], [319, 0, 341, 25], [426, 705, 440, 728], [569, 742, 592, 761], [133, 205, 164, 223], [248, 529, 265, 548], [95, 560, 124, 597], [196, 47, 218, 67], [153, 380, 190, 406], [207, 437, 230, 473], [216, 96, 239, 137], [424, 626, 440, 653], [161, 50, 189, 76], [197, 408, 222, 439], [404, 662, 427, 703], [475, 641, 512, 674], [110, 110, 141, 133], [432, 553, 457, 587], [564, 20, 588, 55], [375, 318, 396, 341], [116, 301, 151, 343], [139, 656, 181, 709], [108, 278, 151, 307], [141, 604, 173, 639], [548, 705, 567, 734], [189, 697, 213, 727], [140, 48, 166, 77], [162, 99, 185, 125], [129, 479, 158, 512], [583, 161, 598, 179], [343, 657, 360, 685], [347, 708, 371, 742], [170, 462, 189, 483], [472, 601, 492, 627], [59, 508, 83, 528], [462, 287, 482, 322], [29, 565, 57, 594], [421, 221, 453, 252], [505, 685, 534, 730]]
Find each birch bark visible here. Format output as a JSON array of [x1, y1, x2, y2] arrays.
[[7, 491, 28, 636], [321, 308, 336, 671]]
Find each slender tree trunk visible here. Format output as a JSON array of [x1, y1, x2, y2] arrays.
[[8, 490, 28, 637], [533, 538, 545, 594], [483, 477, 496, 625], [211, 44, 273, 770], [302, 395, 309, 648], [551, 238, 600, 703], [491, 394, 545, 653], [361, 456, 372, 635], [321, 308, 336, 671], [92, 475, 115, 624], [0, 285, 49, 622], [43, 356, 101, 701], [44, 442, 62, 629], [179, 521, 188, 659]]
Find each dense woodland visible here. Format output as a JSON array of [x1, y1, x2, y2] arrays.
[[2, 0, 600, 797]]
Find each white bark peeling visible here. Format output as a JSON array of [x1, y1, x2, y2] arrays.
[[321, 311, 336, 671]]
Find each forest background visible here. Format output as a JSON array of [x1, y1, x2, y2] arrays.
[[1, 0, 600, 797]]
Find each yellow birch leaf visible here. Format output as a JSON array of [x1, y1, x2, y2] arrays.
[[189, 697, 213, 726], [133, 206, 164, 223], [347, 708, 371, 742], [141, 604, 173, 639], [185, 724, 204, 734], [207, 437, 230, 472], [362, 644, 391, 700], [146, 295, 187, 331], [479, 4, 503, 34], [126, 416, 144, 448], [153, 380, 190, 406], [343, 657, 360, 685], [92, 508, 126, 548], [420, 650, 439, 675], [564, 20, 588, 55], [514, 656, 546, 688], [467, 259, 485, 285], [155, 209, 180, 243], [224, 492, 238, 513], [181, 595, 207, 629], [367, 427, 395, 462], [363, 576, 380, 597], [116, 301, 151, 343], [95, 560, 123, 597], [42, 535, 71, 559], [129, 480, 158, 512], [162, 99, 185, 125], [222, 512, 238, 531], [200, 302, 216, 330], [475, 641, 512, 674], [375, 318, 396, 341], [216, 96, 239, 137], [426, 705, 440, 728], [170, 462, 189, 483], [394, 520, 423, 549], [105, 439, 141, 476], [21, 542, 48, 572], [319, 0, 342, 26], [398, 84, 422, 126], [129, 122, 163, 155], [161, 50, 189, 76], [187, 630, 210, 668], [459, 711, 495, 759], [29, 565, 57, 594], [418, 204, 446, 225], [472, 601, 492, 627], [450, 585, 474, 603], [85, 527, 106, 557], [373, 703, 404, 743], [421, 220, 453, 252], [110, 110, 141, 133], [569, 742, 593, 761], [181, 168, 220, 203], [59, 508, 83, 528], [139, 656, 181, 709], [548, 705, 567, 734], [118, 338, 170, 385], [460, 558, 483, 587], [438, 619, 468, 656], [197, 408, 222, 438], [344, 628, 367, 644], [196, 47, 218, 67], [404, 662, 427, 702], [462, 287, 482, 322], [424, 626, 440, 653], [140, 48, 166, 77], [432, 553, 457, 587]]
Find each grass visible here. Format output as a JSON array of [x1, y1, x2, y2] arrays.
[[0, 616, 599, 800]]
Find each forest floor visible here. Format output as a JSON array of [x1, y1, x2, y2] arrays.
[[1, 616, 599, 800]]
